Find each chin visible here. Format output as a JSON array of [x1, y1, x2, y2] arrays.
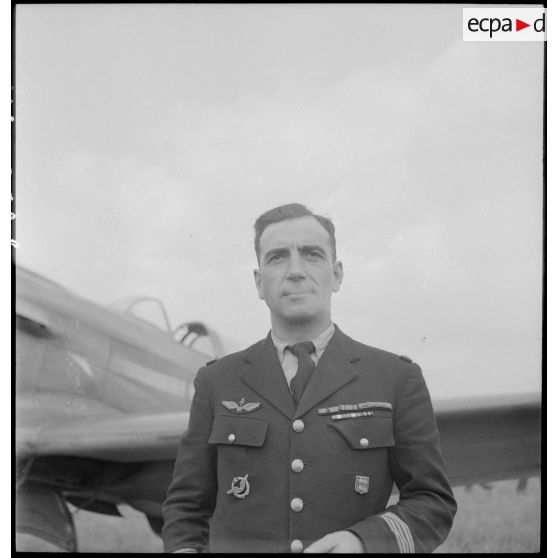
[[283, 310, 316, 324]]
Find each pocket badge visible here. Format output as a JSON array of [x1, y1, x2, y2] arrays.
[[227, 474, 250, 499], [355, 475, 370, 495], [222, 398, 262, 414]]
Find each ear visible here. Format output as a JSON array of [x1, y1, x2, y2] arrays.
[[332, 260, 343, 293], [253, 268, 265, 300]]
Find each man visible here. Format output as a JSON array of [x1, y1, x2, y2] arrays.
[[163, 203, 456, 553]]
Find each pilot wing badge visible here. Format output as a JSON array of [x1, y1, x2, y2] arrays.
[[222, 398, 262, 414]]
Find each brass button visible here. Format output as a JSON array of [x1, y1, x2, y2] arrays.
[[291, 539, 304, 553], [292, 419, 305, 433], [291, 459, 304, 473], [290, 498, 304, 512], [359, 437, 369, 448], [228, 433, 236, 443]]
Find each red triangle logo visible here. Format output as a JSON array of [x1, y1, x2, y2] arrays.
[[516, 19, 530, 31]]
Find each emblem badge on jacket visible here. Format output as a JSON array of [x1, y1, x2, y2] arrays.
[[221, 398, 262, 414], [227, 474, 250, 499], [355, 475, 370, 495]]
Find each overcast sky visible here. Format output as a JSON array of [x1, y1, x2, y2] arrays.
[[14, 4, 543, 399]]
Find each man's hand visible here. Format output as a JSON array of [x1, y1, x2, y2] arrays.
[[304, 530, 365, 553]]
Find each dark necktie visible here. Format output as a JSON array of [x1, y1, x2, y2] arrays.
[[287, 341, 316, 406]]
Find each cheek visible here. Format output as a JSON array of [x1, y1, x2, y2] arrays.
[[316, 270, 336, 287], [260, 274, 280, 296]]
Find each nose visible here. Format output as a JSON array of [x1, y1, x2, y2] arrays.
[[286, 252, 306, 280]]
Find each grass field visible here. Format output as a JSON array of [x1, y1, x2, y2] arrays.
[[435, 479, 541, 553], [21, 478, 540, 552]]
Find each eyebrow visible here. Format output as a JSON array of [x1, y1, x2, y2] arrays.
[[298, 245, 326, 256], [263, 244, 327, 263]]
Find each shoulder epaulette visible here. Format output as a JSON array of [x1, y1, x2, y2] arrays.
[[399, 354, 413, 364], [206, 358, 219, 366]]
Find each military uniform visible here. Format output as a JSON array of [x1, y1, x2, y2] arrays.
[[162, 326, 456, 553]]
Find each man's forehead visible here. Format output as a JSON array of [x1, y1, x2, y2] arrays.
[[259, 216, 331, 249]]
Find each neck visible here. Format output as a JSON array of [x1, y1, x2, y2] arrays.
[[271, 316, 332, 344]]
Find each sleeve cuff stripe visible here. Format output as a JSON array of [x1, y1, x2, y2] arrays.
[[388, 513, 414, 554], [383, 511, 413, 551], [381, 512, 415, 553], [382, 516, 411, 554]]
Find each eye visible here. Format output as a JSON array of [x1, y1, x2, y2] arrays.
[[306, 250, 323, 260], [267, 253, 285, 263]]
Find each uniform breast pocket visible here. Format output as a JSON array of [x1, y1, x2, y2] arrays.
[[209, 415, 269, 448], [209, 415, 270, 474], [328, 417, 395, 450]]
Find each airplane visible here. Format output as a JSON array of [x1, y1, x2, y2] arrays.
[[14, 265, 542, 552]]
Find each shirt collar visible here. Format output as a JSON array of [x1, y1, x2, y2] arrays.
[[271, 322, 335, 361]]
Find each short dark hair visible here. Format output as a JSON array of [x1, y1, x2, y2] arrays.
[[254, 203, 337, 263]]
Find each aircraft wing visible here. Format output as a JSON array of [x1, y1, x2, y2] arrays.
[[435, 392, 541, 486], [18, 392, 541, 483], [17, 411, 190, 463]]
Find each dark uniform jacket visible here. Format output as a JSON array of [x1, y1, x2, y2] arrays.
[[162, 326, 456, 553]]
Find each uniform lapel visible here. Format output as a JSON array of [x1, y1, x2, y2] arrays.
[[240, 334, 296, 420], [294, 326, 360, 419]]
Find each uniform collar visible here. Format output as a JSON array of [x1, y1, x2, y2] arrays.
[[241, 324, 361, 419]]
